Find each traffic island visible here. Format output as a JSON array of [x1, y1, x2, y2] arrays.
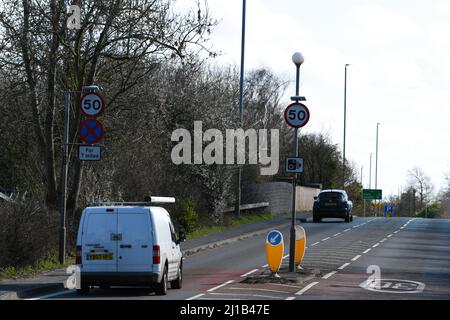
[[241, 265, 322, 286]]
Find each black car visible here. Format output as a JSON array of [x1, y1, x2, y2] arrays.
[[313, 189, 353, 223]]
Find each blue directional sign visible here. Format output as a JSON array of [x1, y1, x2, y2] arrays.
[[267, 231, 282, 246]]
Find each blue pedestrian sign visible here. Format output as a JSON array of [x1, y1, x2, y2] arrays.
[[267, 230, 282, 246]]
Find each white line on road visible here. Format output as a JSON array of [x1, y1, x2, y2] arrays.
[[387, 234, 393, 238], [333, 233, 342, 237], [372, 243, 380, 248], [322, 271, 337, 279], [344, 228, 351, 232], [394, 230, 400, 234], [240, 269, 259, 277], [186, 293, 205, 300], [295, 282, 319, 295], [207, 280, 234, 292], [262, 264, 268, 268], [311, 241, 320, 246], [363, 248, 372, 254], [286, 296, 296, 300], [338, 263, 351, 270], [322, 237, 330, 241], [351, 255, 362, 261], [25, 289, 75, 300], [283, 254, 290, 259], [227, 287, 287, 294], [209, 292, 283, 300], [380, 239, 387, 243]]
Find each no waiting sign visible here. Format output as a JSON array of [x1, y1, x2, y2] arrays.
[[80, 93, 104, 117]]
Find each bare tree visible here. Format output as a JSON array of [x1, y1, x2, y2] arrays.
[[407, 167, 434, 210]]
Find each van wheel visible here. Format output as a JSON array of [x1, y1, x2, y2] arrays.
[[77, 283, 90, 295], [156, 266, 168, 296], [345, 214, 350, 223], [170, 264, 183, 289]]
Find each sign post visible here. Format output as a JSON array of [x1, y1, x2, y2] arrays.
[[285, 52, 308, 272]]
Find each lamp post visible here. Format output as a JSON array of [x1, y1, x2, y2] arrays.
[[343, 63, 350, 189], [369, 153, 373, 189], [375, 122, 380, 216], [235, 0, 246, 217], [289, 52, 305, 272]]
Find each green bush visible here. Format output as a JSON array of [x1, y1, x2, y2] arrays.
[[415, 203, 441, 218], [175, 197, 198, 233]]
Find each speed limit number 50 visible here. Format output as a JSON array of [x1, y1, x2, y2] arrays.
[[80, 93, 104, 117], [284, 102, 310, 128]]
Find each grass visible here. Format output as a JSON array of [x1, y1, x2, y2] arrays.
[[0, 253, 75, 280], [187, 212, 273, 239]]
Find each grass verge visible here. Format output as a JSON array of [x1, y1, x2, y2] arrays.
[[0, 253, 75, 280], [187, 212, 273, 239]]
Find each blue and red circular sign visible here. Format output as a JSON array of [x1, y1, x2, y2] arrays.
[[79, 119, 104, 144], [284, 102, 310, 128]]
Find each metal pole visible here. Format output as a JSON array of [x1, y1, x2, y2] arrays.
[[375, 123, 380, 190], [369, 153, 373, 189], [59, 90, 70, 265], [235, 0, 246, 217], [289, 64, 300, 272], [343, 64, 349, 189]]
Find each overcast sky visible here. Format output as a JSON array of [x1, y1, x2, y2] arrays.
[[180, 0, 450, 198]]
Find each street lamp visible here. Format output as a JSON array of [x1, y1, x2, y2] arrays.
[[235, 0, 246, 217], [369, 153, 373, 189], [289, 51, 305, 273], [375, 123, 380, 189], [343, 64, 350, 189]]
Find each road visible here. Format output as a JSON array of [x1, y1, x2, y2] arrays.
[[35, 216, 450, 300]]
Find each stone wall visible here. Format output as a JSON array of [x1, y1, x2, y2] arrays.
[[242, 182, 321, 214]]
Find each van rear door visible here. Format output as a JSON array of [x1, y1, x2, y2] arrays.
[[82, 208, 118, 272], [117, 208, 153, 272]]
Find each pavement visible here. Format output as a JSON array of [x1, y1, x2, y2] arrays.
[[0, 212, 308, 300]]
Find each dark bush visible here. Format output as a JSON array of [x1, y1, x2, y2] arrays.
[[0, 199, 58, 269]]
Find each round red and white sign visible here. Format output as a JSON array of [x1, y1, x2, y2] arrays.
[[80, 93, 104, 117], [284, 102, 310, 128]]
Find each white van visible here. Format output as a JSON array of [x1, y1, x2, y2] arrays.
[[75, 197, 185, 295]]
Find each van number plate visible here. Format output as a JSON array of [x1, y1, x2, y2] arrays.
[[87, 253, 113, 261]]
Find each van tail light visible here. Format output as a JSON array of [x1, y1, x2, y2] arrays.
[[76, 245, 82, 264], [153, 245, 160, 264]]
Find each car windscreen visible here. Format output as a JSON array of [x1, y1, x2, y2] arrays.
[[319, 192, 344, 201]]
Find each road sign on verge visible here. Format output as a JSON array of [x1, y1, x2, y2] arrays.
[[284, 102, 310, 128], [286, 157, 304, 173], [79, 119, 104, 144], [79, 145, 101, 161], [80, 93, 104, 117], [362, 189, 382, 200], [295, 226, 306, 267], [265, 230, 284, 274]]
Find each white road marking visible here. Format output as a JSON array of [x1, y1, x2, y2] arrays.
[[363, 248, 372, 254], [322, 271, 337, 279], [351, 255, 362, 261], [286, 296, 296, 300], [400, 226, 405, 229], [372, 243, 380, 248], [380, 239, 387, 243], [338, 262, 351, 270], [227, 287, 287, 294], [283, 254, 290, 259], [25, 289, 75, 300], [240, 269, 259, 277], [394, 230, 400, 234], [261, 264, 269, 267], [269, 283, 302, 289], [344, 228, 351, 232], [186, 293, 205, 300], [322, 237, 330, 241], [387, 234, 393, 238], [209, 292, 283, 299], [295, 282, 319, 295], [207, 280, 234, 292], [311, 241, 320, 246], [333, 233, 342, 237]]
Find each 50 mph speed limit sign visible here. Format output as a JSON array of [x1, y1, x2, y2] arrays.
[[80, 93, 104, 117], [284, 102, 310, 128]]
